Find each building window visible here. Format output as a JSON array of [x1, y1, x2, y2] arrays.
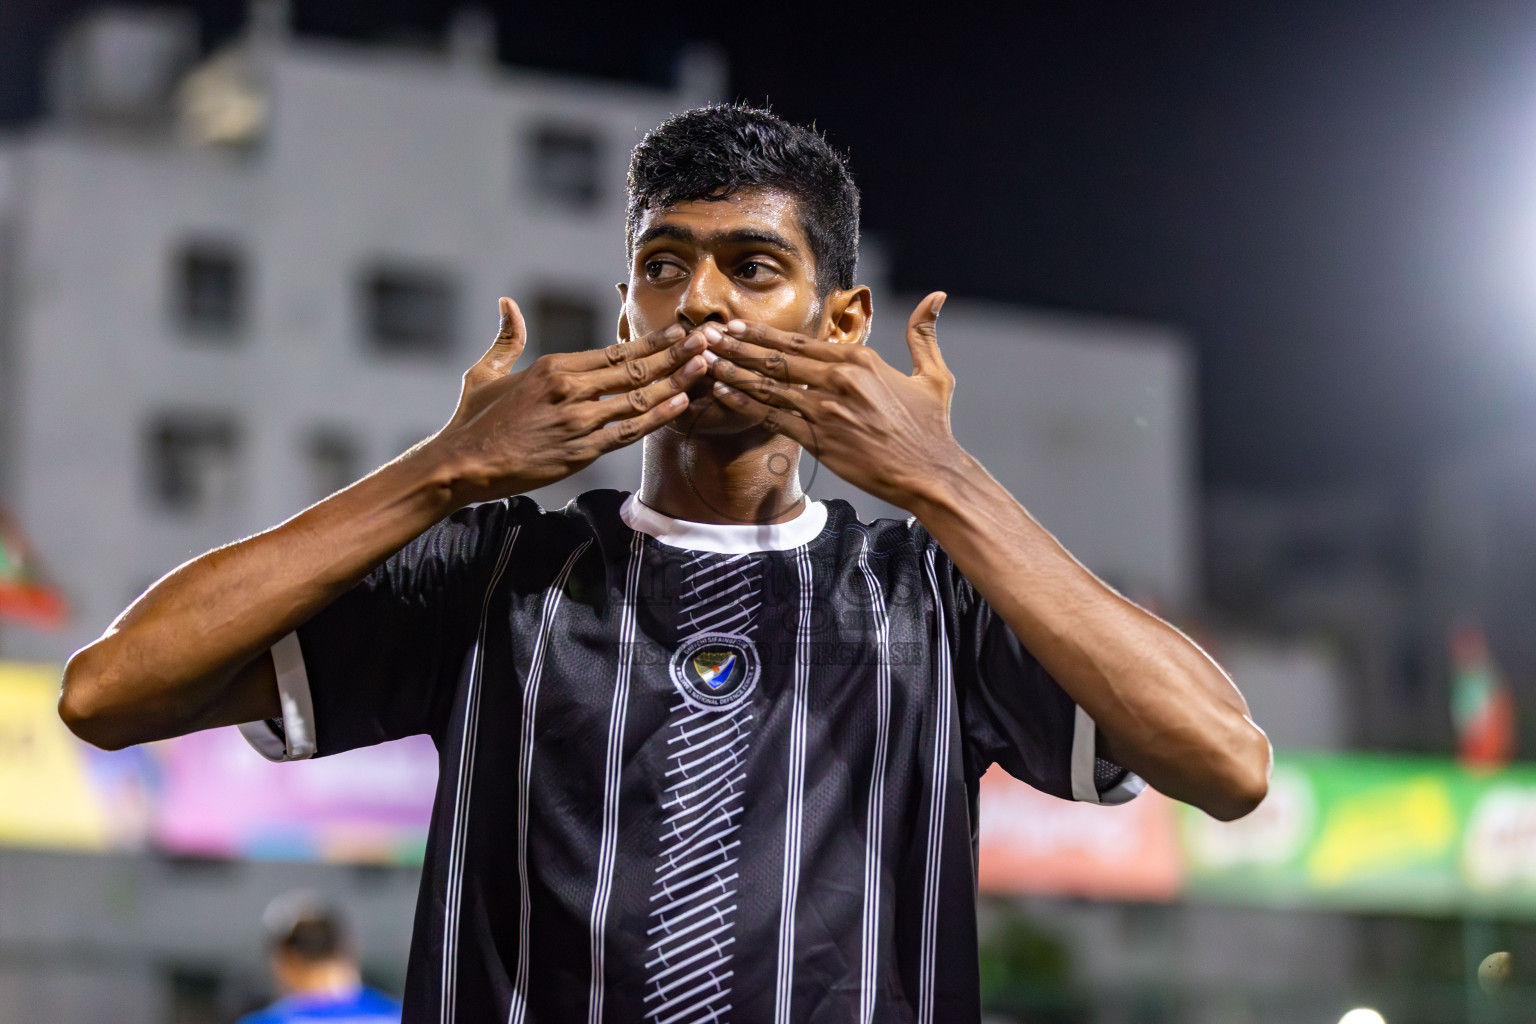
[[174, 241, 245, 338], [305, 427, 361, 502], [362, 264, 457, 357], [531, 290, 601, 357], [527, 124, 601, 209], [145, 412, 240, 514]]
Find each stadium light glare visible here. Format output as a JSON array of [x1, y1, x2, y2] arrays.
[[1338, 1010, 1386, 1024]]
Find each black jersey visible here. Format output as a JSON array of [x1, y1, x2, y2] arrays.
[[240, 490, 1141, 1024]]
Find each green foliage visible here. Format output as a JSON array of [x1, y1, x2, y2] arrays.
[[978, 910, 1086, 1023]]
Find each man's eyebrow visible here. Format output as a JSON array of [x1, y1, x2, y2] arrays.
[[633, 223, 697, 251], [714, 228, 802, 258], [632, 224, 804, 260]]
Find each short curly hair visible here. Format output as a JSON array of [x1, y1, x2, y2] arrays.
[[626, 104, 861, 294]]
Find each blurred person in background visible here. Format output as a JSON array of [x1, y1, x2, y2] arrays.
[[238, 892, 401, 1024], [60, 104, 1269, 1021]]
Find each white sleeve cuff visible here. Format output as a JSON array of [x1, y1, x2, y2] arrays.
[[1070, 704, 1146, 805], [237, 631, 317, 762]]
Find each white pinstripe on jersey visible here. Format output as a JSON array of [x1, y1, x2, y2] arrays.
[[772, 547, 814, 1024], [917, 547, 955, 1024], [507, 540, 592, 1024], [440, 519, 520, 1024], [853, 531, 893, 1022], [586, 530, 647, 1024]]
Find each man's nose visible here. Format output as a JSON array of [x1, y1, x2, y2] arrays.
[[678, 259, 731, 329]]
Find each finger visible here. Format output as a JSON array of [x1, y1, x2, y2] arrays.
[[561, 322, 687, 372], [708, 356, 814, 414], [473, 298, 526, 377], [905, 292, 948, 376], [710, 381, 814, 447], [585, 393, 692, 454], [720, 320, 855, 362], [704, 333, 833, 388], [588, 354, 710, 426], [576, 330, 706, 398]]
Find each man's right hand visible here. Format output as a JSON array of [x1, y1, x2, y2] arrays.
[[431, 297, 706, 505], [59, 296, 705, 751]]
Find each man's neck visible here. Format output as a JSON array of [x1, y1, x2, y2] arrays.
[[639, 430, 805, 526]]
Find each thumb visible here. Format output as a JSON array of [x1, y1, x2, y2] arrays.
[[904, 291, 948, 376], [475, 297, 527, 377]]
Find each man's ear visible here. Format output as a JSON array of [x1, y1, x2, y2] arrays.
[[615, 282, 631, 343], [823, 285, 873, 346]]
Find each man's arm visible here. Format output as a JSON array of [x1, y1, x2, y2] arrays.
[[701, 295, 1271, 821], [903, 459, 1268, 820], [61, 299, 708, 750]]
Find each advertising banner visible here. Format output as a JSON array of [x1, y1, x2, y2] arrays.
[[0, 661, 439, 864], [11, 655, 1536, 907], [0, 662, 114, 850], [1179, 754, 1536, 916], [977, 764, 1183, 901], [153, 727, 439, 863]]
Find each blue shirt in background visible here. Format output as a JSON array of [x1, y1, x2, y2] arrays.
[[237, 985, 401, 1024]]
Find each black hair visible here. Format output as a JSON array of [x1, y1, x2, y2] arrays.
[[626, 104, 861, 294], [262, 891, 349, 963]]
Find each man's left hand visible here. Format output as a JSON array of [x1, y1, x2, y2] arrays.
[[703, 292, 968, 511]]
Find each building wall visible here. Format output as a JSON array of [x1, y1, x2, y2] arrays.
[[1, 27, 1198, 665], [1, 33, 686, 663]]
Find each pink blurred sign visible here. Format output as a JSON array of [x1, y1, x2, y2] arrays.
[[151, 728, 438, 863]]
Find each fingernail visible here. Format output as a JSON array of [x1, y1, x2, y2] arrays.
[[714, 381, 736, 397], [932, 293, 947, 316], [665, 324, 686, 340], [701, 349, 719, 365], [683, 335, 704, 351], [727, 320, 747, 334], [690, 354, 707, 371], [703, 324, 724, 343], [670, 394, 688, 407]]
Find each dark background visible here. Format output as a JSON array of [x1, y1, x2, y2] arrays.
[[6, 0, 1536, 490]]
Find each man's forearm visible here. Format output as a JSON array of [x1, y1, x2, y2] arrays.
[[60, 445, 461, 749], [907, 454, 1270, 821]]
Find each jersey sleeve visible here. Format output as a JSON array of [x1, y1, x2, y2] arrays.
[[927, 542, 1145, 805], [239, 499, 517, 761]]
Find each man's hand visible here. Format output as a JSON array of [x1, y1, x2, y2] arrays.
[[434, 297, 709, 505], [702, 292, 961, 511], [59, 297, 710, 750]]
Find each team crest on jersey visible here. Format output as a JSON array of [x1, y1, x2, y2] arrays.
[[669, 632, 760, 711]]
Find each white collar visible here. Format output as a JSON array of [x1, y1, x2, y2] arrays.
[[619, 493, 828, 554]]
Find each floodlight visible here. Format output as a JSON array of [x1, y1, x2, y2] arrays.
[[1338, 1010, 1386, 1024]]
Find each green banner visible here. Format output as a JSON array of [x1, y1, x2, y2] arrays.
[[1180, 753, 1536, 916]]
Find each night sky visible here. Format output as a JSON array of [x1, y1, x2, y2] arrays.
[[6, 1, 1536, 491]]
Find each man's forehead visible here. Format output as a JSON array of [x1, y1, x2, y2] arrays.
[[633, 187, 809, 249]]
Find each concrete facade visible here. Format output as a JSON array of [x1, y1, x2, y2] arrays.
[[0, 10, 1196, 666]]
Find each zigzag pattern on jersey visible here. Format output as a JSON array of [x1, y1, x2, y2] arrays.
[[644, 551, 762, 1024]]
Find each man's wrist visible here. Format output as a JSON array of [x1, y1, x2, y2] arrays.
[[902, 448, 992, 522], [391, 435, 480, 517]]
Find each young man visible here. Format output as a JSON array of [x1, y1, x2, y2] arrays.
[[61, 105, 1269, 1022]]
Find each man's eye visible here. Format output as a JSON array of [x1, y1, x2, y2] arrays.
[[739, 261, 779, 282], [645, 260, 684, 281]]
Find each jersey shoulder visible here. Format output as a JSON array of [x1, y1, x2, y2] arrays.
[[818, 496, 930, 555]]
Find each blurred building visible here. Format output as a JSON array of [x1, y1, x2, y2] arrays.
[[1207, 421, 1536, 757], [0, 3, 716, 664], [0, 4, 1197, 668]]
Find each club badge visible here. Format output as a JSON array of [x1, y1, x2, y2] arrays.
[[669, 632, 760, 711]]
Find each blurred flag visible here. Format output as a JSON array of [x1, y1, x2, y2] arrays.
[[0, 508, 67, 629], [1451, 625, 1516, 767]]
